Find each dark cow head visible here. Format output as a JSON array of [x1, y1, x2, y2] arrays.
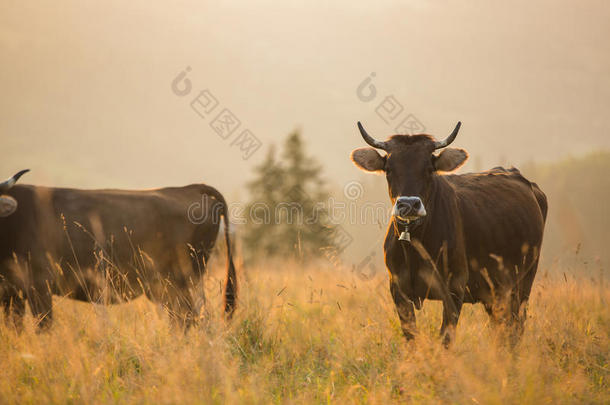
[[0, 169, 29, 217], [350, 123, 467, 222]]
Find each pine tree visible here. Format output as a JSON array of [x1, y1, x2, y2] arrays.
[[280, 130, 334, 260], [243, 130, 336, 262], [242, 146, 285, 260]]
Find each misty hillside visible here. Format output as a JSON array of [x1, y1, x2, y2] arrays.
[[522, 151, 610, 271]]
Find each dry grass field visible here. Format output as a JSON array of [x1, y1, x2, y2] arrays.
[[0, 260, 608, 404]]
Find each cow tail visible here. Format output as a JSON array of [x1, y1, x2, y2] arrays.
[[201, 185, 237, 318], [222, 198, 238, 318]]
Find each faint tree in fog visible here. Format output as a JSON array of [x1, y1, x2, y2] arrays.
[[243, 130, 336, 262]]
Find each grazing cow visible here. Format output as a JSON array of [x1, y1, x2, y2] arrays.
[[350, 122, 547, 345], [0, 170, 237, 329]]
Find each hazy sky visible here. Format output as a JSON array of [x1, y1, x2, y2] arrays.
[[2, 0, 609, 199]]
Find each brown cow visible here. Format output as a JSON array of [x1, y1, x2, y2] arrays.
[[0, 170, 237, 329], [351, 122, 547, 345]]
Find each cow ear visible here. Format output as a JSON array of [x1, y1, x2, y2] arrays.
[[434, 148, 468, 172], [0, 195, 17, 217], [351, 148, 385, 172]]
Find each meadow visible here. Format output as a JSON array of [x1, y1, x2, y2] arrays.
[[0, 259, 607, 404]]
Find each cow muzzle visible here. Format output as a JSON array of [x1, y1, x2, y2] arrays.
[[393, 196, 426, 222]]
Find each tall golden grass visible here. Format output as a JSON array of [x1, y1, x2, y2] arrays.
[[0, 259, 607, 404]]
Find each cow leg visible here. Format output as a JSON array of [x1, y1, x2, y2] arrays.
[[189, 246, 210, 321], [512, 252, 540, 339], [2, 291, 26, 331], [483, 301, 499, 324], [507, 291, 526, 346], [147, 276, 196, 331], [389, 276, 417, 340], [164, 289, 196, 331], [189, 245, 209, 276], [439, 261, 467, 347], [484, 290, 524, 347], [440, 294, 463, 347], [27, 281, 53, 330]]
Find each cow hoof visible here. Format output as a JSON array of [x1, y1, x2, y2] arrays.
[[442, 334, 452, 348], [402, 330, 416, 341]]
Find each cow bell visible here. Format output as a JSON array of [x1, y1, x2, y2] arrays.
[[399, 230, 411, 242]]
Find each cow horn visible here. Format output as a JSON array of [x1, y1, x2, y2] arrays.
[[434, 122, 461, 149], [0, 169, 30, 192], [357, 122, 388, 150]]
